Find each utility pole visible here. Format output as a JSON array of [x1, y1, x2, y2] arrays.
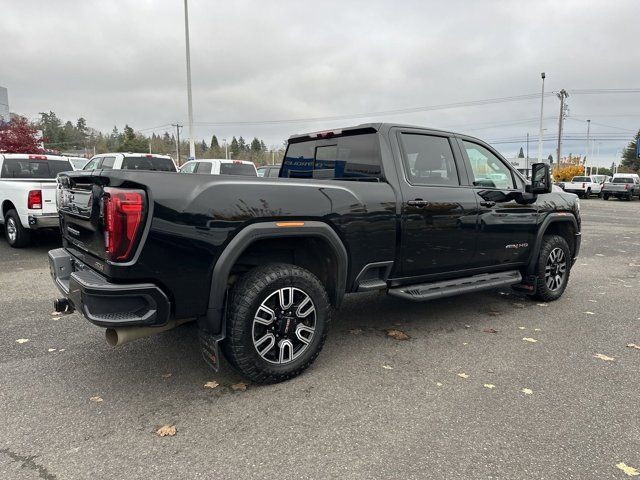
[[555, 89, 569, 175], [172, 123, 183, 165], [537, 72, 546, 162], [584, 119, 590, 175], [183, 0, 195, 160]]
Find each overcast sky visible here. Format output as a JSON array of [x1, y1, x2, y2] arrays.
[[1, 0, 639, 165]]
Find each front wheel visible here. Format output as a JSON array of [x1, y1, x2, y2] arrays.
[[223, 263, 331, 383], [602, 194, 609, 200], [530, 235, 571, 302]]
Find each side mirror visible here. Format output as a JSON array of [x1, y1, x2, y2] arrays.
[[526, 163, 552, 194]]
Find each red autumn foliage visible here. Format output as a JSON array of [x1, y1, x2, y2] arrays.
[[0, 117, 45, 154]]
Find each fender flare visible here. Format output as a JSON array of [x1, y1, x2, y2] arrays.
[[525, 213, 579, 275], [201, 220, 349, 334]]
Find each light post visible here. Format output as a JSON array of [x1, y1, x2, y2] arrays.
[[584, 119, 590, 175], [537, 72, 546, 162], [183, 0, 195, 160], [223, 138, 228, 160]]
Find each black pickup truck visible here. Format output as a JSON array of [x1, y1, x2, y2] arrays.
[[49, 123, 581, 383]]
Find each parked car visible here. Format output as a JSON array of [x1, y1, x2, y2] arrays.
[[0, 153, 73, 247], [83, 153, 177, 172], [179, 159, 257, 176], [67, 156, 89, 170], [49, 123, 580, 383], [257, 165, 282, 178], [562, 175, 603, 198], [601, 175, 640, 200]]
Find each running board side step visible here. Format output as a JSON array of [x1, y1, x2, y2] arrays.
[[388, 270, 522, 302]]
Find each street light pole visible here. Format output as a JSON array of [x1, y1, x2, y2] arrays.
[[555, 89, 569, 176], [537, 72, 546, 163], [183, 0, 195, 160], [584, 119, 590, 175]]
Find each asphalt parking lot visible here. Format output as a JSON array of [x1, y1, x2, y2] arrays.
[[0, 198, 639, 480]]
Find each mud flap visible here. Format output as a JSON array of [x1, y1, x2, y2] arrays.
[[511, 274, 537, 294], [199, 330, 225, 372]]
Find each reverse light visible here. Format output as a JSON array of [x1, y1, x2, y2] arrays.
[[28, 190, 42, 209], [103, 187, 146, 262]]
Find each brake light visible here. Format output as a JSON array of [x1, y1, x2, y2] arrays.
[[309, 129, 342, 139], [102, 187, 146, 261], [582, 183, 586, 188], [28, 190, 42, 209], [625, 184, 629, 190], [28, 155, 47, 160]]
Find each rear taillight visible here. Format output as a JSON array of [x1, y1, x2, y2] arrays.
[[582, 183, 586, 188], [102, 187, 146, 262], [28, 190, 42, 209]]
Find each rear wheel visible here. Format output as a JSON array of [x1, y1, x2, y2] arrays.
[[602, 194, 609, 200], [223, 263, 331, 383], [585, 188, 591, 198], [531, 235, 571, 302], [4, 210, 31, 248]]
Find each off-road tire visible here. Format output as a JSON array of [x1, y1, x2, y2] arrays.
[[223, 263, 331, 384], [602, 194, 609, 200], [4, 210, 31, 248], [531, 234, 571, 302]]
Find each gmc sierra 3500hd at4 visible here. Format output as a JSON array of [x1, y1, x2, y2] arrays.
[[48, 123, 581, 383]]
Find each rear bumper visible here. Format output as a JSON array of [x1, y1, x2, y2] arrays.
[[563, 189, 585, 195], [48, 248, 171, 327], [27, 213, 59, 229]]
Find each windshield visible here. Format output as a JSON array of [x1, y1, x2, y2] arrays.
[[122, 156, 176, 172], [0, 158, 72, 178], [612, 177, 633, 184], [571, 176, 590, 182], [219, 163, 256, 176]]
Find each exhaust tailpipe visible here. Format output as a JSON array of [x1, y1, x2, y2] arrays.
[[105, 318, 192, 347], [54, 298, 74, 314]]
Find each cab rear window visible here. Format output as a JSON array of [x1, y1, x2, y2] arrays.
[[281, 133, 382, 181], [219, 163, 256, 176], [122, 156, 176, 172], [1, 158, 72, 178], [612, 177, 633, 184]]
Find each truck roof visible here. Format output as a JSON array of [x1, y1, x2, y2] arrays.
[[288, 122, 471, 142], [0, 153, 70, 161]]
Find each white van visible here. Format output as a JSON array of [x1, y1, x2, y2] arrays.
[[179, 159, 257, 176], [83, 153, 177, 172]]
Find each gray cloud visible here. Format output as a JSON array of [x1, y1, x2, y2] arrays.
[[1, 0, 638, 164]]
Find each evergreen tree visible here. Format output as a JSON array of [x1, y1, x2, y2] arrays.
[[238, 136, 246, 152], [250, 137, 262, 152], [230, 136, 240, 157], [210, 134, 219, 149], [621, 129, 640, 172]]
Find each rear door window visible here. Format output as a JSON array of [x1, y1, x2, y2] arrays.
[[101, 156, 116, 170], [1, 158, 72, 178], [281, 133, 382, 180], [195, 162, 212, 174], [219, 163, 257, 176], [122, 156, 176, 171], [399, 134, 460, 186]]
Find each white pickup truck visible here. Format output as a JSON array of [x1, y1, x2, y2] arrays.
[[562, 175, 604, 198], [1, 154, 73, 247]]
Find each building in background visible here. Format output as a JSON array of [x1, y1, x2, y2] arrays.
[[509, 155, 552, 178], [0, 87, 9, 123]]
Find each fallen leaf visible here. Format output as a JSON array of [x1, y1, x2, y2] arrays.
[[462, 342, 468, 346], [585, 311, 595, 315], [161, 373, 172, 378], [156, 425, 176, 437], [512, 303, 525, 308], [50, 311, 61, 316], [436, 382, 443, 387], [231, 382, 248, 391], [536, 303, 548, 307], [487, 311, 500, 317], [204, 381, 219, 389], [386, 329, 410, 341], [15, 338, 29, 344], [464, 324, 471, 328], [594, 353, 615, 362], [518, 326, 526, 330], [616, 462, 640, 477], [626, 343, 640, 350], [588, 299, 597, 303], [382, 365, 393, 370], [47, 348, 56, 352], [595, 253, 605, 257], [457, 373, 469, 379], [484, 384, 495, 389], [534, 328, 542, 332], [483, 328, 498, 334], [521, 388, 533, 395], [89, 396, 103, 403], [349, 328, 363, 335], [58, 349, 66, 352], [522, 337, 538, 343]]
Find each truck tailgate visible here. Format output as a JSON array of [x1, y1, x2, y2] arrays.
[[41, 181, 58, 215]]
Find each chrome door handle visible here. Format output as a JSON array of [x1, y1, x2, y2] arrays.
[[480, 201, 496, 207], [407, 199, 430, 207]]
